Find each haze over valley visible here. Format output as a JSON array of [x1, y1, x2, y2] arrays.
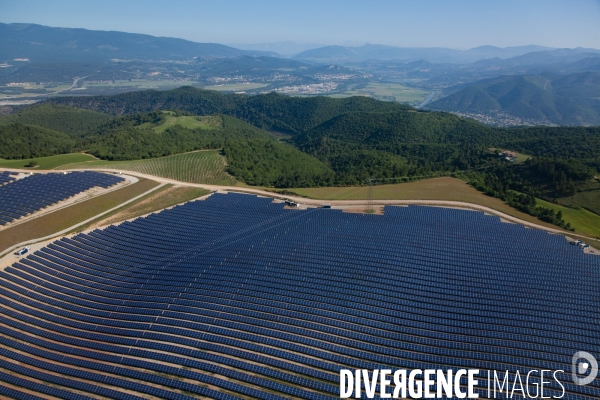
[[2, 21, 600, 126]]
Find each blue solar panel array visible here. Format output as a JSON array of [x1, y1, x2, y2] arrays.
[[0, 171, 124, 226], [0, 192, 598, 399], [0, 171, 17, 186]]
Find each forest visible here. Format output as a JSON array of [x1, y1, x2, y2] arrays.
[[1, 87, 599, 228]]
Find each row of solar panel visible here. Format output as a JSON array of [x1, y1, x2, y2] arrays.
[[75, 222, 596, 285], [1, 193, 598, 399], [0, 299, 338, 399], [2, 262, 587, 382], [47, 237, 599, 322], [16, 253, 585, 363], [31, 241, 600, 350], [0, 297, 573, 400], [0, 171, 124, 225], [15, 253, 592, 360], [0, 268, 592, 398], [109, 205, 588, 264], [0, 170, 17, 186], [0, 322, 576, 400], [55, 230, 593, 289]]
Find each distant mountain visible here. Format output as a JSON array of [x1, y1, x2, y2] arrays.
[[429, 71, 600, 125], [0, 22, 275, 63], [226, 42, 324, 57], [293, 44, 556, 64], [471, 48, 600, 69]]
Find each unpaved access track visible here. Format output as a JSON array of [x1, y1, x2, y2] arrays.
[[1, 167, 598, 264]]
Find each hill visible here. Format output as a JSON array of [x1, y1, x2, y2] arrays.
[[0, 103, 112, 136], [62, 150, 236, 185], [429, 72, 600, 125], [0, 123, 76, 159], [46, 86, 409, 133], [3, 89, 600, 231], [0, 22, 274, 63], [85, 111, 277, 160]]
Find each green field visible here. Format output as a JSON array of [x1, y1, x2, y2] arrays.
[[536, 198, 600, 238], [330, 83, 430, 104], [137, 112, 222, 133], [62, 150, 235, 185], [289, 178, 591, 233], [202, 83, 268, 91], [0, 153, 97, 170], [554, 179, 600, 215], [0, 84, 71, 100], [82, 79, 193, 89], [83, 80, 267, 92]]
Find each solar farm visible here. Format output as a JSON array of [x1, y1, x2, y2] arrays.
[[0, 191, 598, 399], [0, 171, 17, 186], [0, 171, 124, 226]]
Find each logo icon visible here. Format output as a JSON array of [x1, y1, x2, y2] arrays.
[[572, 351, 598, 385]]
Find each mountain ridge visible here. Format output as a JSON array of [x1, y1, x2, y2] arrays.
[[0, 22, 278, 63], [292, 44, 563, 64], [429, 71, 600, 125]]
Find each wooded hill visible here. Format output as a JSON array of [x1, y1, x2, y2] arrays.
[[46, 86, 408, 133], [1, 87, 599, 221], [429, 71, 600, 125]]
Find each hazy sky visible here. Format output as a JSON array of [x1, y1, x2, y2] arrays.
[[1, 0, 599, 49]]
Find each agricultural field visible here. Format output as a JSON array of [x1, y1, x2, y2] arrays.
[[72, 79, 197, 95], [330, 82, 430, 104], [62, 150, 236, 185], [137, 112, 222, 133], [82, 79, 194, 89], [0, 153, 97, 170], [0, 84, 71, 99], [202, 83, 268, 91]]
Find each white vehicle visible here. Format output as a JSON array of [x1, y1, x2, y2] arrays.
[[16, 246, 30, 256]]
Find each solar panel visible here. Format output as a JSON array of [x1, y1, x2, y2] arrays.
[[0, 171, 124, 224], [0, 192, 597, 399]]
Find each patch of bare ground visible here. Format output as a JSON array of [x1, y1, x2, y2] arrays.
[[339, 206, 385, 215], [86, 185, 211, 230]]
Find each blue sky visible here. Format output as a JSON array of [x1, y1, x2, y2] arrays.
[[1, 0, 599, 49]]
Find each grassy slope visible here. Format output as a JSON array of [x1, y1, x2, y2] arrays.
[[289, 177, 579, 233], [85, 185, 211, 230], [0, 153, 97, 170], [554, 179, 600, 216], [0, 178, 160, 253], [61, 150, 235, 185], [137, 112, 221, 133], [536, 198, 600, 238]]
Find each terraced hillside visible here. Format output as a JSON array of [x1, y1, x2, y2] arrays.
[[0, 193, 597, 399], [63, 150, 235, 185]]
